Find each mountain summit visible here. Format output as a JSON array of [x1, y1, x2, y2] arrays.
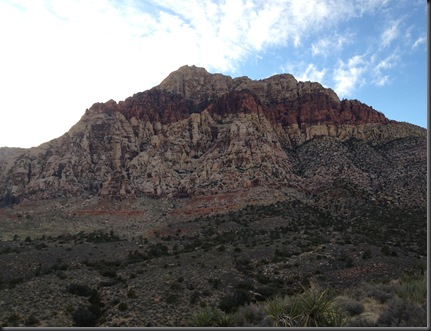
[[0, 65, 426, 212]]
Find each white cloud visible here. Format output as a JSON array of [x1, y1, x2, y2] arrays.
[[380, 20, 400, 48], [0, 0, 414, 147], [297, 64, 327, 83], [332, 56, 367, 97], [412, 36, 426, 49], [371, 53, 399, 86], [311, 33, 353, 57]]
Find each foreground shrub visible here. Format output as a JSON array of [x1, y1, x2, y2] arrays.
[[364, 283, 394, 303], [263, 285, 346, 327], [289, 285, 347, 327], [395, 273, 427, 304], [67, 283, 93, 297], [262, 296, 291, 327], [188, 307, 236, 327], [218, 287, 254, 313], [334, 296, 364, 316], [376, 297, 427, 327], [72, 306, 98, 327], [236, 303, 269, 327]]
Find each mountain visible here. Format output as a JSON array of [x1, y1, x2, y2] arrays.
[[0, 65, 426, 213], [0, 65, 427, 327]]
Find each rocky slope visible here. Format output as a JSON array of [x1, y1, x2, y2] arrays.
[[0, 65, 426, 209]]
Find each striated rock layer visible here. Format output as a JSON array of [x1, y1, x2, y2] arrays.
[[0, 65, 426, 207]]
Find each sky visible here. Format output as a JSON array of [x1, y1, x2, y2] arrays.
[[0, 0, 427, 148]]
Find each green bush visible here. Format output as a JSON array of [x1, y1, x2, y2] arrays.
[[263, 285, 347, 327], [218, 286, 254, 313], [381, 245, 391, 256], [25, 314, 39, 326], [395, 274, 427, 304], [72, 306, 98, 327], [362, 249, 372, 259], [118, 302, 128, 311], [6, 313, 20, 327], [188, 307, 237, 327], [262, 296, 290, 327], [334, 296, 364, 316], [165, 293, 179, 304], [365, 283, 393, 303], [127, 288, 137, 299], [376, 297, 427, 327], [67, 283, 93, 297]]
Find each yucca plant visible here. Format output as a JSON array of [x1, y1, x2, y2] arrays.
[[188, 307, 237, 327], [289, 284, 347, 327], [213, 312, 238, 326], [188, 307, 218, 326], [262, 296, 295, 327]]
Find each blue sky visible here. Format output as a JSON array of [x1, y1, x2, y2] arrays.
[[0, 0, 427, 148]]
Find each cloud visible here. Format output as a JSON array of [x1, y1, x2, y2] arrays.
[[412, 36, 426, 50], [0, 0, 418, 147], [371, 53, 399, 86], [332, 56, 367, 97], [311, 33, 354, 57], [380, 20, 400, 48], [297, 64, 327, 83]]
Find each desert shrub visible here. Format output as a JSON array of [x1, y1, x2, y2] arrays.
[[381, 245, 391, 256], [147, 243, 169, 258], [208, 277, 221, 289], [362, 249, 372, 259], [127, 288, 137, 299], [67, 283, 93, 297], [190, 290, 201, 304], [365, 283, 393, 303], [376, 297, 427, 327], [99, 278, 120, 287], [263, 285, 347, 327], [118, 302, 128, 311], [127, 250, 147, 263], [25, 314, 39, 326], [255, 273, 270, 284], [188, 307, 218, 326], [255, 283, 281, 300], [72, 306, 98, 327], [215, 312, 237, 326], [289, 285, 347, 327], [236, 303, 268, 326], [88, 289, 101, 306], [101, 269, 117, 278], [165, 293, 179, 304], [334, 296, 364, 316], [218, 286, 254, 313], [188, 307, 237, 327], [6, 313, 20, 327], [395, 273, 427, 304], [338, 253, 354, 267], [262, 296, 290, 327], [347, 316, 377, 327], [56, 271, 67, 279], [8, 277, 24, 289]]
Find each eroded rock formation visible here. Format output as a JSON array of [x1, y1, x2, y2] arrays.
[[0, 65, 426, 206]]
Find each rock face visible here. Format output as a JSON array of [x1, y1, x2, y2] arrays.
[[0, 65, 426, 207]]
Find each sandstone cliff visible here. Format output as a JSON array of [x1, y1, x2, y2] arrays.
[[0, 65, 426, 207]]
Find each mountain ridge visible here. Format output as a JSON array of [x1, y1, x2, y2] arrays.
[[0, 65, 426, 208]]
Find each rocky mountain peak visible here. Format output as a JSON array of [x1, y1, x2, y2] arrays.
[[0, 65, 426, 205]]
